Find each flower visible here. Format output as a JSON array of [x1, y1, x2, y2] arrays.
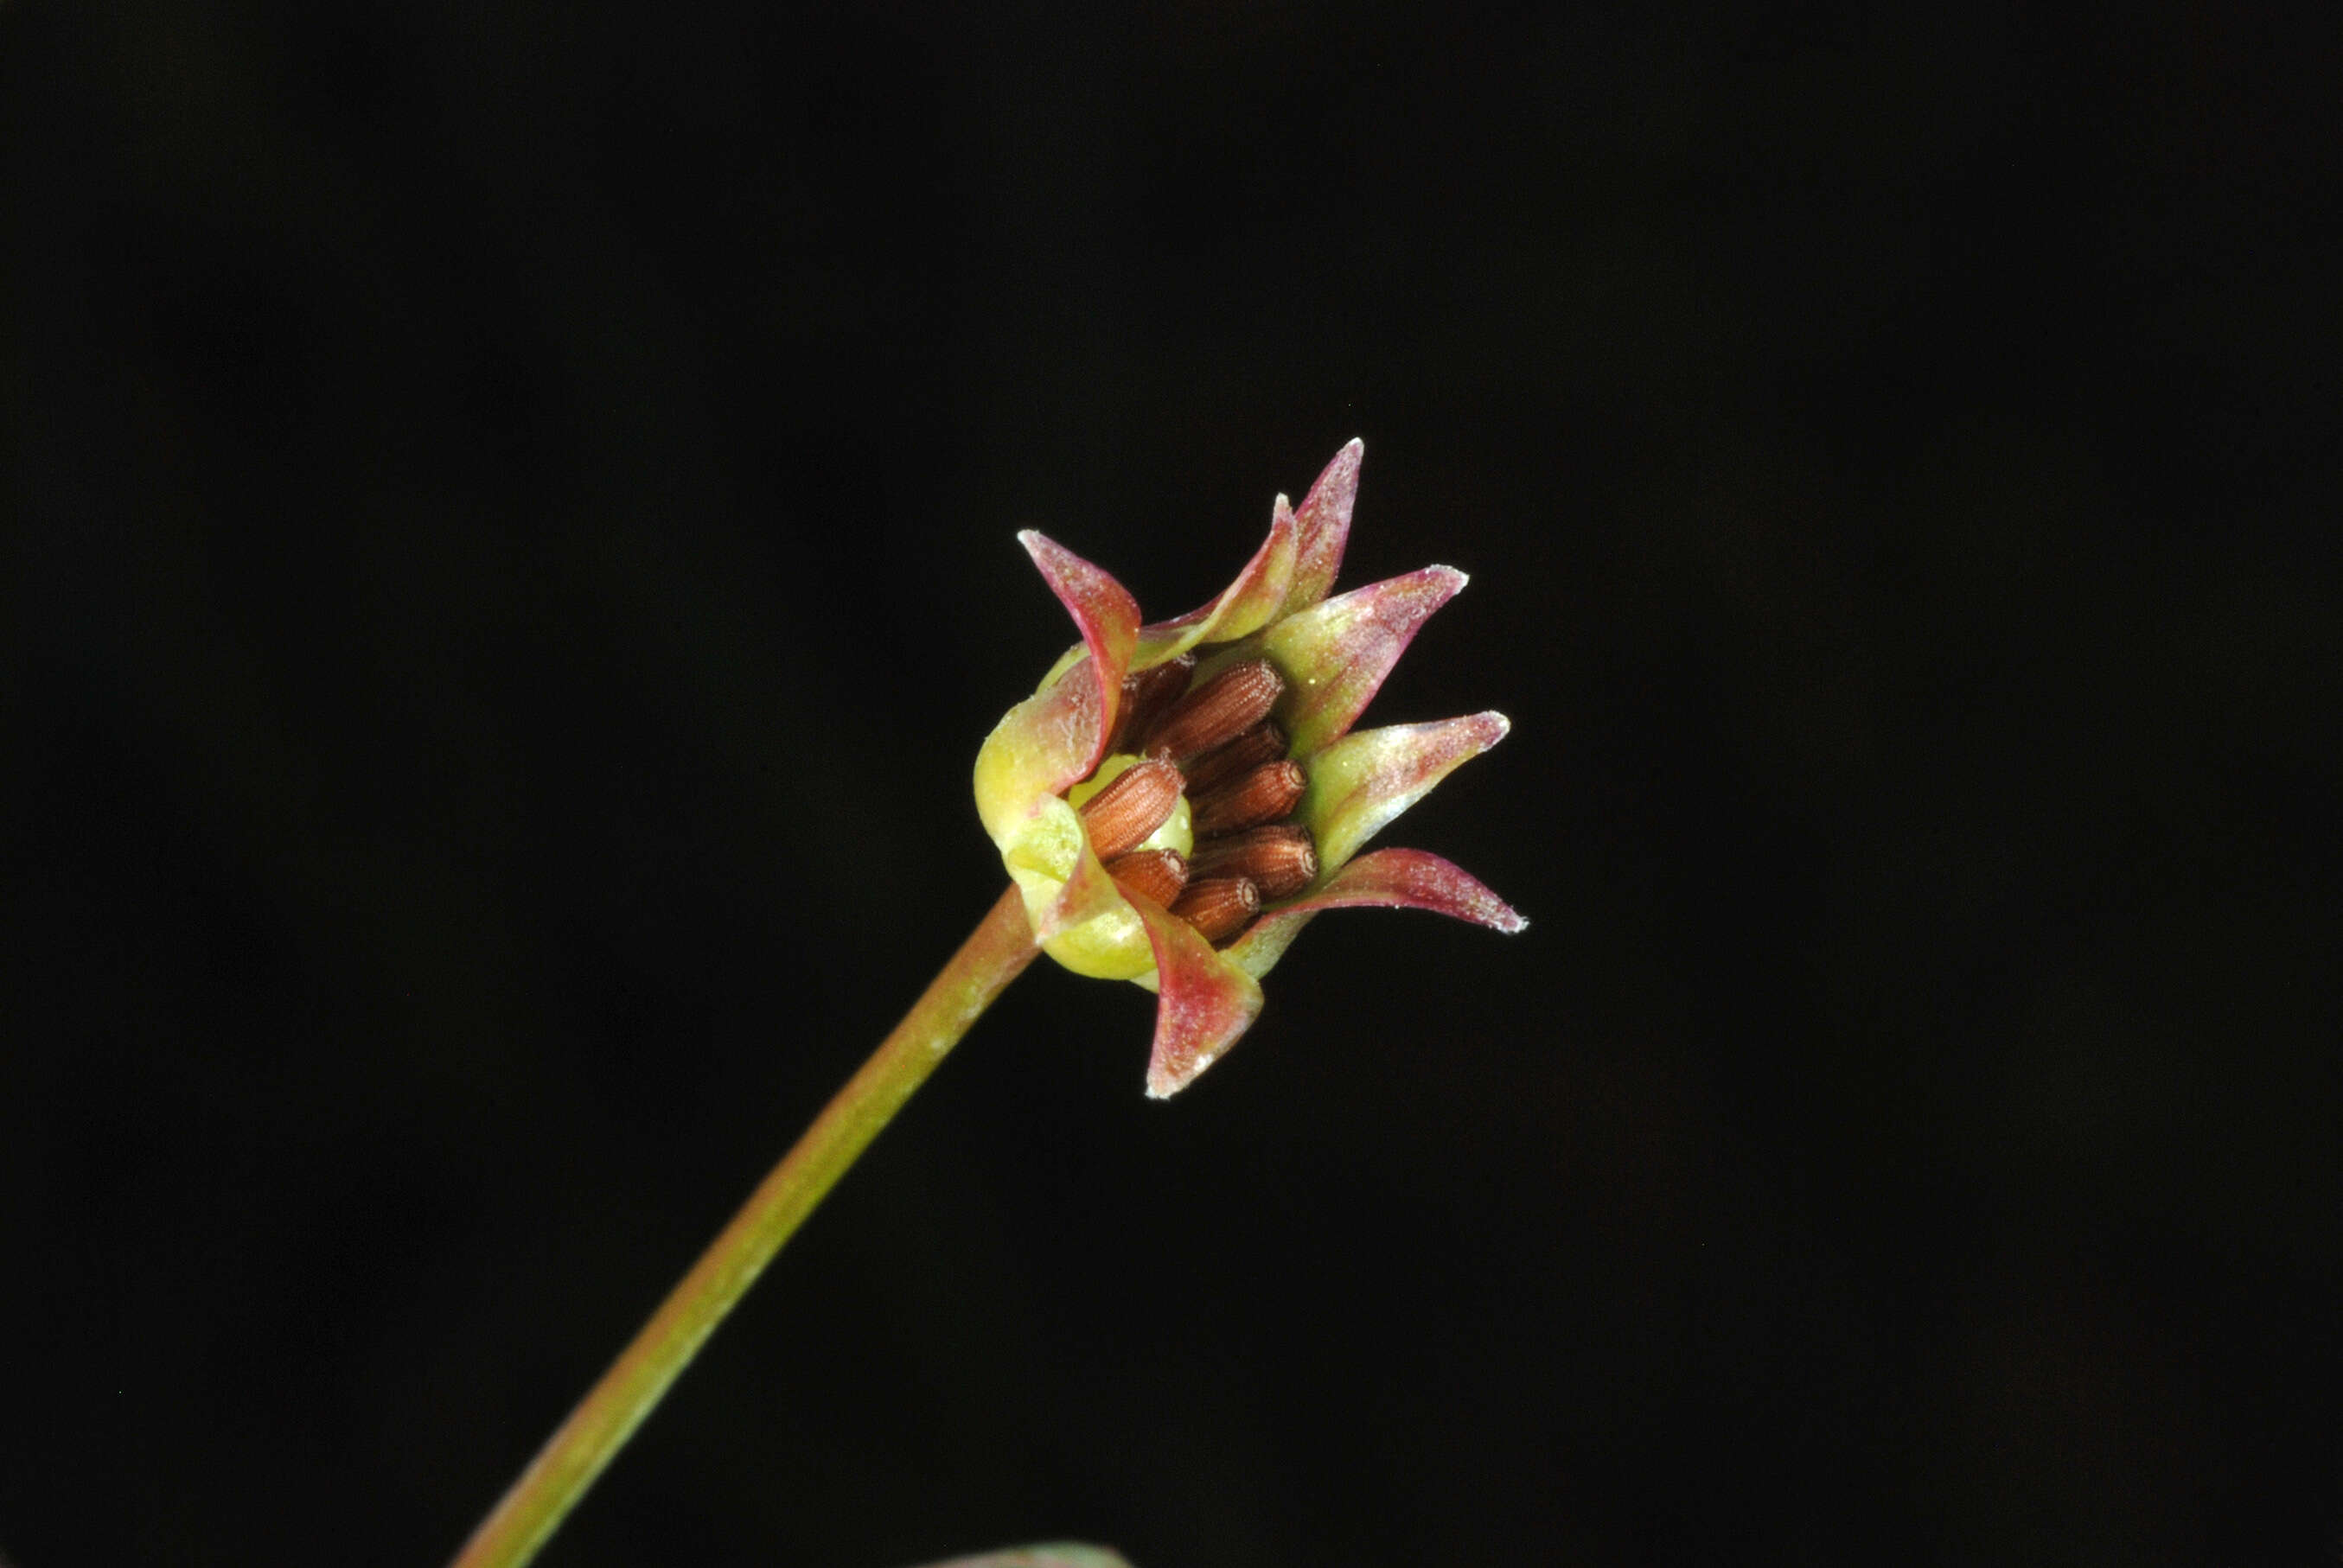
[[974, 441, 1525, 1097]]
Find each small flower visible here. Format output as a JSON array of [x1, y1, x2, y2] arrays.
[[974, 442, 1525, 1097]]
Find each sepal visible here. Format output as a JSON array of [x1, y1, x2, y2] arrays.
[[1018, 532, 1140, 781], [1128, 894, 1265, 1097], [1222, 847, 1525, 980], [974, 665, 1105, 843], [1283, 438, 1362, 614], [1260, 567, 1470, 757], [1134, 494, 1299, 666], [1295, 710, 1510, 872]]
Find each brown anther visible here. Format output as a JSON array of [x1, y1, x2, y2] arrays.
[[1076, 760, 1184, 859], [1170, 876, 1261, 946], [1187, 825, 1318, 901], [1179, 719, 1289, 797], [1188, 759, 1308, 838], [1146, 659, 1285, 764], [1104, 847, 1189, 907], [1106, 654, 1195, 755]]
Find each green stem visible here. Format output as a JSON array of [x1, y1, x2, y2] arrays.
[[447, 886, 1040, 1568]]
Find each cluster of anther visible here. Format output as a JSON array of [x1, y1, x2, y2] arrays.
[[1071, 653, 1316, 948]]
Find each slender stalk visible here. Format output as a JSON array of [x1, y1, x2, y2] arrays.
[[448, 887, 1040, 1568]]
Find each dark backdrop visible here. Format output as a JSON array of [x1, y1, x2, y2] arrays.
[[8, 4, 2340, 1565]]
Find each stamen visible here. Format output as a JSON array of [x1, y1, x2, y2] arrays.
[[1188, 759, 1307, 838], [1104, 848, 1188, 907], [1179, 719, 1289, 797], [1107, 654, 1195, 755], [1187, 825, 1318, 901], [1076, 759, 1184, 858], [1170, 876, 1260, 946], [1146, 659, 1284, 764]]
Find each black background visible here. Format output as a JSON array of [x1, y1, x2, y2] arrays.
[[8, 3, 2341, 1565]]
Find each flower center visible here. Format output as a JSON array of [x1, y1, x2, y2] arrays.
[[1091, 654, 1321, 947]]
